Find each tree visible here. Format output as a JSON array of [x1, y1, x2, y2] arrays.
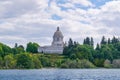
[[83, 37, 94, 47], [74, 45, 94, 61], [16, 53, 34, 69], [12, 44, 25, 54], [101, 36, 107, 45], [68, 38, 73, 47], [94, 58, 105, 67], [26, 42, 33, 53], [32, 43, 40, 53], [112, 36, 119, 44], [26, 42, 39, 53], [39, 55, 50, 67], [4, 54, 16, 69], [0, 46, 4, 57], [101, 45, 113, 60], [84, 37, 90, 45], [112, 59, 120, 68], [86, 37, 90, 45], [15, 43, 18, 48], [104, 59, 111, 68], [63, 46, 69, 55], [96, 43, 100, 50], [17, 45, 25, 53], [63, 38, 75, 56], [32, 55, 42, 68], [108, 38, 111, 44], [91, 37, 94, 47], [83, 39, 86, 45], [0, 43, 12, 57], [61, 59, 95, 68], [0, 56, 3, 68]]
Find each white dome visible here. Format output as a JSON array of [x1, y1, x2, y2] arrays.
[[53, 27, 63, 38]]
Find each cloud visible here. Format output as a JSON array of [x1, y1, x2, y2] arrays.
[[57, 0, 93, 10], [70, 0, 93, 7], [0, 0, 120, 47]]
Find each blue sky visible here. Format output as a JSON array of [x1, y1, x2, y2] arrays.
[[0, 0, 120, 47]]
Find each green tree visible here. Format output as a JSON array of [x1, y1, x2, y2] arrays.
[[104, 59, 111, 68], [32, 55, 42, 68], [101, 36, 107, 45], [26, 42, 39, 53], [63, 38, 75, 56], [39, 56, 50, 67], [95, 43, 100, 50], [76, 45, 94, 61], [101, 45, 113, 60], [94, 58, 105, 67], [91, 37, 94, 47], [0, 56, 3, 68], [84, 37, 90, 45], [108, 38, 111, 44], [86, 37, 90, 45], [61, 59, 95, 68], [83, 37, 94, 47], [112, 36, 119, 44], [15, 43, 18, 48], [112, 59, 120, 68], [12, 45, 25, 54], [0, 46, 4, 57], [16, 53, 34, 69], [68, 38, 74, 47], [4, 54, 16, 69], [0, 43, 12, 57]]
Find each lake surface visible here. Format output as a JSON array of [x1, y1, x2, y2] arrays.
[[0, 69, 120, 80]]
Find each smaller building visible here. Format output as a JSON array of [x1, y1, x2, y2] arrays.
[[38, 27, 64, 54]]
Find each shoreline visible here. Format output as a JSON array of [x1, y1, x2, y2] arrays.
[[0, 68, 120, 70]]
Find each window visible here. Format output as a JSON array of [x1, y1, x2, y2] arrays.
[[57, 38, 59, 41]]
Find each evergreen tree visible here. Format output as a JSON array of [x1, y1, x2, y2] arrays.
[[112, 36, 119, 44], [101, 36, 107, 45], [108, 38, 111, 44], [96, 43, 100, 50], [83, 39, 86, 45], [68, 38, 73, 47], [91, 37, 94, 47], [15, 43, 18, 48], [86, 37, 90, 45]]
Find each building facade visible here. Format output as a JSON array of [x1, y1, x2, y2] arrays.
[[38, 27, 64, 54]]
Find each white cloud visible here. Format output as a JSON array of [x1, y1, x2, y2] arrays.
[[70, 0, 93, 7], [57, 0, 93, 10], [0, 22, 15, 31], [0, 0, 120, 47], [58, 3, 74, 9]]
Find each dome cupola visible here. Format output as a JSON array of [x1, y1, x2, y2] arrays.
[[53, 27, 63, 38], [52, 27, 64, 47]]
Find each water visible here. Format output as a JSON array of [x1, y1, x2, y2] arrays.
[[0, 69, 120, 80]]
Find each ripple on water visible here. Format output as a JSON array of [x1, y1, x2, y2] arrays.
[[0, 69, 120, 80]]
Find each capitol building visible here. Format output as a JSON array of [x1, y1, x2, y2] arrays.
[[38, 27, 64, 54]]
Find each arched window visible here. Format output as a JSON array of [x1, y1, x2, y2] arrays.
[[57, 38, 59, 41]]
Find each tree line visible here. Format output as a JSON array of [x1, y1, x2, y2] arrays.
[[0, 36, 120, 69], [63, 36, 120, 68]]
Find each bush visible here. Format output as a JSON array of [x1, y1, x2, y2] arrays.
[[104, 59, 112, 68], [16, 53, 34, 69], [61, 59, 95, 68], [32, 55, 42, 68], [112, 59, 120, 68], [0, 56, 3, 68], [4, 54, 16, 69], [78, 59, 95, 68]]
